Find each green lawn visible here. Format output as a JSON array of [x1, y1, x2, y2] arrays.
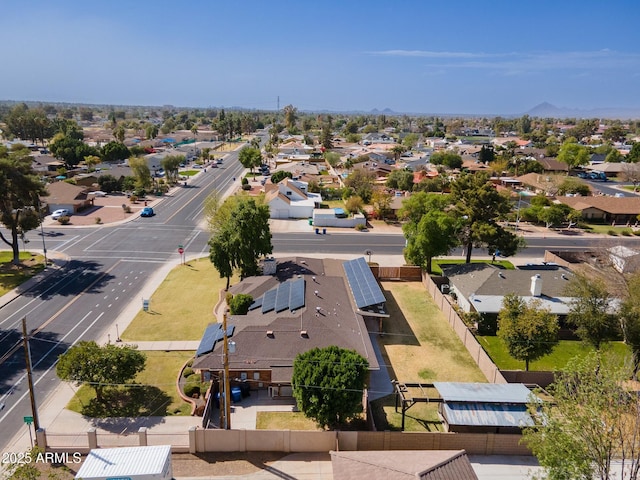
[[180, 170, 200, 177], [121, 258, 237, 341], [0, 251, 46, 296], [582, 223, 639, 236], [478, 335, 632, 371], [66, 351, 194, 417], [256, 412, 322, 430], [319, 200, 345, 209]]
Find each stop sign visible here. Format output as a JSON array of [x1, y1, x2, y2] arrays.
[[178, 247, 184, 254]]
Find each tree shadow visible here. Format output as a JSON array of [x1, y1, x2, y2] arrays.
[[80, 385, 172, 420], [0, 330, 70, 395], [17, 260, 115, 300]]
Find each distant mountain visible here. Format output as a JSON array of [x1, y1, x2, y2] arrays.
[[526, 102, 640, 119]]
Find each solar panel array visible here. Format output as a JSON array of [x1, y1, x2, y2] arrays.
[[261, 289, 277, 313], [196, 323, 235, 357], [275, 281, 292, 312], [249, 296, 263, 311], [259, 278, 305, 314], [343, 257, 386, 309], [289, 278, 305, 311]]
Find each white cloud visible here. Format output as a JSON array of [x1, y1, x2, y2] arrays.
[[368, 49, 640, 73]]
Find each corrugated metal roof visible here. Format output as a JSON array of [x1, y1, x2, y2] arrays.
[[434, 382, 532, 404], [442, 402, 533, 428], [75, 445, 172, 479]]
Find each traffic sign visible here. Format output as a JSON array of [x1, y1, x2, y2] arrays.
[[178, 247, 184, 254], [24, 416, 33, 425]]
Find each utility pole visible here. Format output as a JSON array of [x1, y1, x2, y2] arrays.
[[22, 318, 40, 436]]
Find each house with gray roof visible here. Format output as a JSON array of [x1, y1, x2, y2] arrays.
[[441, 263, 576, 334], [192, 257, 387, 397]]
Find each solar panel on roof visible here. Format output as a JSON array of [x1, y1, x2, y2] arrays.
[[249, 296, 263, 311], [275, 281, 292, 312], [262, 288, 277, 313], [289, 278, 305, 311], [196, 323, 222, 357], [343, 257, 386, 309]]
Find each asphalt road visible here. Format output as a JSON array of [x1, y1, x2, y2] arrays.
[[1, 142, 637, 450]]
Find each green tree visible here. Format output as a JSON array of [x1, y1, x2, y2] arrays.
[[161, 154, 184, 184], [523, 353, 640, 480], [450, 173, 520, 263], [345, 195, 363, 214], [497, 294, 559, 370], [324, 152, 340, 168], [98, 174, 120, 193], [292, 346, 368, 429], [283, 104, 298, 130], [238, 146, 262, 173], [320, 123, 333, 150], [145, 123, 159, 140], [627, 142, 640, 163], [83, 154, 101, 172], [228, 293, 253, 315], [128, 157, 152, 191], [390, 145, 406, 162], [0, 145, 48, 264], [370, 189, 392, 219], [344, 169, 376, 203], [402, 133, 419, 149], [385, 169, 414, 191], [208, 198, 272, 287], [49, 131, 98, 168], [113, 123, 126, 143], [101, 141, 130, 163], [565, 274, 620, 351], [430, 150, 463, 169], [556, 142, 590, 172], [478, 145, 495, 164], [403, 207, 457, 274], [270, 170, 293, 184], [56, 341, 146, 403]]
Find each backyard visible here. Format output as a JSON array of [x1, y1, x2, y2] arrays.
[[369, 281, 486, 431]]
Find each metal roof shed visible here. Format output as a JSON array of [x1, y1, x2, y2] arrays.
[[433, 382, 532, 404], [75, 445, 172, 480]]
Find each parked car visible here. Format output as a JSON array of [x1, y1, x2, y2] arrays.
[[140, 207, 155, 217], [51, 209, 71, 220], [90, 190, 107, 197]]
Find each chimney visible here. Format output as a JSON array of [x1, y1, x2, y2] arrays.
[[530, 274, 542, 297]]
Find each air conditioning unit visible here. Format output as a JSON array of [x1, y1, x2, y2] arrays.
[[440, 284, 450, 294]]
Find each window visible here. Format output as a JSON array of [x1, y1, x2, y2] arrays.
[[240, 372, 247, 380], [253, 372, 260, 380]]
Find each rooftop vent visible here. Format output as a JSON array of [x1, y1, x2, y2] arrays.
[[266, 330, 274, 338], [300, 330, 308, 338]]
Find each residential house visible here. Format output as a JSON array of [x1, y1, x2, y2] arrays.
[[555, 196, 640, 224], [192, 257, 386, 396], [441, 263, 578, 335], [362, 133, 396, 145], [331, 450, 478, 480], [265, 178, 322, 219], [44, 181, 93, 213]]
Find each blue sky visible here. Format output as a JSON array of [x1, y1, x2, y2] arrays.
[[2, 0, 639, 115]]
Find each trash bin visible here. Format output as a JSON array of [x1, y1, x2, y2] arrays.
[[231, 387, 242, 403], [315, 228, 319, 234], [308, 218, 313, 226], [322, 228, 326, 234]]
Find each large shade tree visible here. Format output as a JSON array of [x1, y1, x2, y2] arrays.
[[56, 341, 146, 403], [292, 346, 369, 429], [565, 274, 620, 351], [238, 146, 262, 173], [208, 197, 272, 288], [497, 294, 559, 370], [400, 193, 457, 273], [449, 173, 521, 263], [0, 145, 48, 264]]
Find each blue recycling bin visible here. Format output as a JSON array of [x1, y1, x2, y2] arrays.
[[322, 228, 326, 234], [231, 387, 242, 403], [315, 228, 319, 234]]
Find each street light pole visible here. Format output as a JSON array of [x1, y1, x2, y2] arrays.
[[22, 318, 40, 437]]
